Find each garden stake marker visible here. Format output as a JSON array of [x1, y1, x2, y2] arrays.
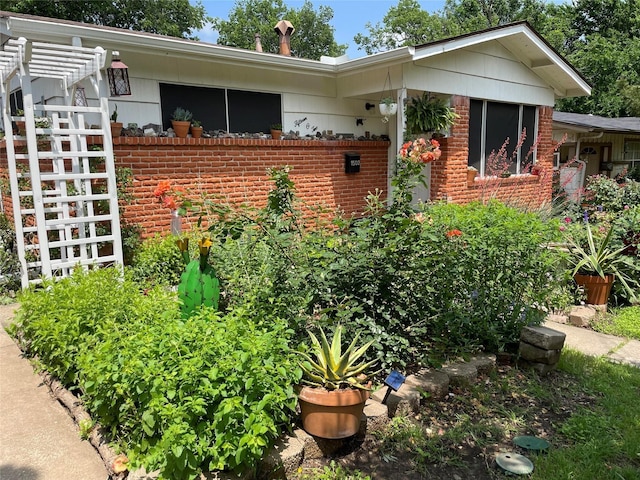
[[381, 370, 405, 404]]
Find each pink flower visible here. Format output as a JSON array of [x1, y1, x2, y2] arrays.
[[564, 217, 572, 224], [559, 226, 566, 231]]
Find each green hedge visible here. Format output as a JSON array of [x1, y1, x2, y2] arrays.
[[13, 267, 301, 479]]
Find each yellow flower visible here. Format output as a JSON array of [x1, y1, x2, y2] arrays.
[[176, 238, 189, 252], [198, 236, 213, 256]]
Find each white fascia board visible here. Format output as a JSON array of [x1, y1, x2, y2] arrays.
[[412, 24, 591, 97], [333, 47, 414, 74], [4, 16, 336, 76]]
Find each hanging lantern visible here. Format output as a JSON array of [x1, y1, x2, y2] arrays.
[[73, 86, 87, 106], [107, 51, 131, 96]]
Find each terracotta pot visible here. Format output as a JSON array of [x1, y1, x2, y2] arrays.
[[574, 273, 615, 305], [298, 386, 369, 439], [110, 122, 123, 138], [467, 169, 478, 184], [190, 126, 203, 138], [171, 120, 191, 138], [270, 129, 282, 140]]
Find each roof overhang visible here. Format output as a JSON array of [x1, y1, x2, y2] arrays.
[[412, 22, 591, 99], [0, 13, 591, 101]]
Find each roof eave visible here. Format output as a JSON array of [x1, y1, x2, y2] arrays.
[[3, 14, 337, 75]]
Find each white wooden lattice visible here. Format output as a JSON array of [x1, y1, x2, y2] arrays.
[[1, 37, 123, 288]]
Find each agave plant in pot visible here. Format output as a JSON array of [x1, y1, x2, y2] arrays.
[[566, 224, 638, 305], [297, 326, 379, 439]]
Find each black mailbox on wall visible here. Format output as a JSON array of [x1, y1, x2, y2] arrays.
[[344, 152, 361, 173]]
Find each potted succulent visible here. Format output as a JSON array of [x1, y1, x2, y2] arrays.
[[378, 96, 398, 117], [171, 107, 193, 138], [405, 92, 457, 136], [110, 105, 123, 138], [270, 123, 283, 140], [566, 224, 638, 305], [190, 119, 203, 139], [297, 326, 379, 439]]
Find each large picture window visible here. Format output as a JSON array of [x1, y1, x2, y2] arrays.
[[160, 83, 281, 134], [468, 99, 537, 175]]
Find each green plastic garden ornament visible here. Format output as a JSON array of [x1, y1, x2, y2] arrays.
[[176, 237, 220, 318]]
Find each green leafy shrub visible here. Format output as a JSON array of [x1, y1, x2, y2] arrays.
[[130, 234, 185, 286], [13, 267, 302, 479]]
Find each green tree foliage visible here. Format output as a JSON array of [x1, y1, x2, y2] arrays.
[[1, 0, 207, 39], [354, 0, 548, 54], [354, 0, 447, 55], [354, 0, 640, 117], [553, 0, 640, 117], [212, 0, 346, 60]]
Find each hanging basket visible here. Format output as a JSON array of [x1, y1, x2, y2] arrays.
[[379, 102, 398, 116]]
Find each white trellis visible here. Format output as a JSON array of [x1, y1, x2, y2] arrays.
[[0, 37, 123, 288]]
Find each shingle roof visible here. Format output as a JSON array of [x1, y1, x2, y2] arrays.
[[553, 111, 640, 134]]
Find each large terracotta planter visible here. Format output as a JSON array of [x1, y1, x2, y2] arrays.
[[574, 273, 615, 305], [298, 386, 369, 439], [171, 120, 191, 138]]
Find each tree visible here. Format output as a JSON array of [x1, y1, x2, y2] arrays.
[[354, 0, 549, 54], [1, 0, 207, 39], [354, 0, 447, 55], [553, 0, 640, 117], [212, 0, 346, 60]]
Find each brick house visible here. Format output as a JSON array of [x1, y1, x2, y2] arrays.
[[1, 12, 590, 239]]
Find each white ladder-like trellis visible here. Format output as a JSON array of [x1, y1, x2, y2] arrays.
[[0, 37, 123, 288]]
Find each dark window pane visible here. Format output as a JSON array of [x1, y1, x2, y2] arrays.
[[468, 99, 483, 171], [228, 90, 281, 133], [521, 105, 537, 171], [485, 102, 519, 174], [159, 83, 226, 131]]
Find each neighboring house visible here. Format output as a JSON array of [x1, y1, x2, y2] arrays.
[[553, 111, 640, 180], [0, 12, 590, 238]]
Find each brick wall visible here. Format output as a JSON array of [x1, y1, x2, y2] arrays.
[[431, 96, 555, 209], [0, 138, 390, 237], [1, 102, 556, 239]]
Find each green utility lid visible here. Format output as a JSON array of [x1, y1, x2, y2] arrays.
[[514, 436, 550, 451], [496, 452, 534, 475]]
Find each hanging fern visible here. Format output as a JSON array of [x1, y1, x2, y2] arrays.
[[405, 93, 458, 135]]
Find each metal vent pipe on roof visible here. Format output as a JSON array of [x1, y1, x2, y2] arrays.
[[255, 33, 263, 52], [274, 20, 294, 56]]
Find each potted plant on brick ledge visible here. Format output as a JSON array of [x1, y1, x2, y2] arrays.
[[297, 326, 379, 439], [171, 107, 192, 138], [566, 224, 638, 305]]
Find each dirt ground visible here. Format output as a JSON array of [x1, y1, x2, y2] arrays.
[[293, 364, 594, 479]]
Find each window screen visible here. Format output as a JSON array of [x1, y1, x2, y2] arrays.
[[160, 83, 281, 133], [468, 99, 483, 171]]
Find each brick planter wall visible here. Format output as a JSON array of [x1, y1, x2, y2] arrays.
[[0, 137, 391, 238]]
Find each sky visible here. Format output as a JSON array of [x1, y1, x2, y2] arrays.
[[192, 1, 448, 59]]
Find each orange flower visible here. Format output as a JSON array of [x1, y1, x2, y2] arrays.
[[112, 454, 129, 474], [446, 229, 463, 238], [154, 180, 171, 198], [162, 195, 177, 210]]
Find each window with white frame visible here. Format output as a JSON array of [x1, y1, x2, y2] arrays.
[[624, 140, 640, 169], [468, 100, 537, 176]]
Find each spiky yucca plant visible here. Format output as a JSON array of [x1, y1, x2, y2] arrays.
[[298, 326, 379, 391], [176, 237, 220, 318]]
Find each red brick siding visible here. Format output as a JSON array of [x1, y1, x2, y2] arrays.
[[0, 138, 389, 237], [431, 97, 555, 209], [1, 103, 556, 239]]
